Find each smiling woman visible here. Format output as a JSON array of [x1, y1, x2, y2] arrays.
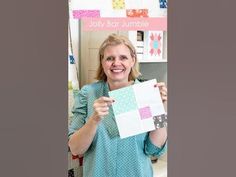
[[102, 44, 135, 85], [68, 33, 167, 177], [96, 34, 140, 90]]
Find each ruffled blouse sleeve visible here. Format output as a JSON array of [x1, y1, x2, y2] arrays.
[[68, 85, 88, 138], [144, 134, 167, 157]]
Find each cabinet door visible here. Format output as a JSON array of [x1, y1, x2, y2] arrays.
[[80, 30, 118, 87]]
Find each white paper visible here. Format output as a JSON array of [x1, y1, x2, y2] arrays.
[[100, 9, 126, 17], [125, 0, 143, 9]]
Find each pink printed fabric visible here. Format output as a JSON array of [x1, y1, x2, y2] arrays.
[[73, 10, 100, 19], [139, 106, 152, 120]]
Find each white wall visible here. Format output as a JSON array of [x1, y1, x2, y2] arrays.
[[69, 1, 79, 67]]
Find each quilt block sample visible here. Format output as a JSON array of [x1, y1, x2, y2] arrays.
[[144, 31, 164, 61], [109, 79, 166, 138]]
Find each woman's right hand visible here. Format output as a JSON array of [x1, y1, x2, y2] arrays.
[[91, 96, 114, 124]]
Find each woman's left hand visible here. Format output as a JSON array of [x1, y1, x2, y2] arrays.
[[155, 82, 167, 103]]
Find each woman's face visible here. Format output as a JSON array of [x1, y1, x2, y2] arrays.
[[102, 44, 135, 84]]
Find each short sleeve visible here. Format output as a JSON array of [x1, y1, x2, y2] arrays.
[[68, 85, 88, 139], [144, 134, 167, 157]]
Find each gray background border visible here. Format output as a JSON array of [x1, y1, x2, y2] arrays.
[[0, 1, 68, 177], [0, 0, 236, 177], [168, 1, 236, 177]]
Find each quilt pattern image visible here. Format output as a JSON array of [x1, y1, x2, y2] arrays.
[[109, 79, 166, 138]]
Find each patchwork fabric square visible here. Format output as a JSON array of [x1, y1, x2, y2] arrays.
[[126, 9, 149, 17], [115, 110, 142, 138], [109, 86, 137, 115], [69, 55, 75, 64], [68, 169, 74, 177], [160, 0, 168, 8], [112, 0, 125, 9], [139, 106, 152, 120], [153, 114, 168, 128], [72, 10, 100, 19]]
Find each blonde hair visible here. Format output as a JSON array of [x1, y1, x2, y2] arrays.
[[95, 33, 140, 81]]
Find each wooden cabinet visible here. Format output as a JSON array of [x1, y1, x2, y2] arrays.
[[79, 28, 118, 87]]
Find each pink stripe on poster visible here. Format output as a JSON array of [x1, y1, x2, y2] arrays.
[[73, 10, 100, 19], [82, 17, 167, 31]]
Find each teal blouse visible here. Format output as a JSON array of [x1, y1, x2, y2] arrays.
[[68, 80, 167, 177]]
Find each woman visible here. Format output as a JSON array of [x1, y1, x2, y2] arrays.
[[68, 34, 167, 177]]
